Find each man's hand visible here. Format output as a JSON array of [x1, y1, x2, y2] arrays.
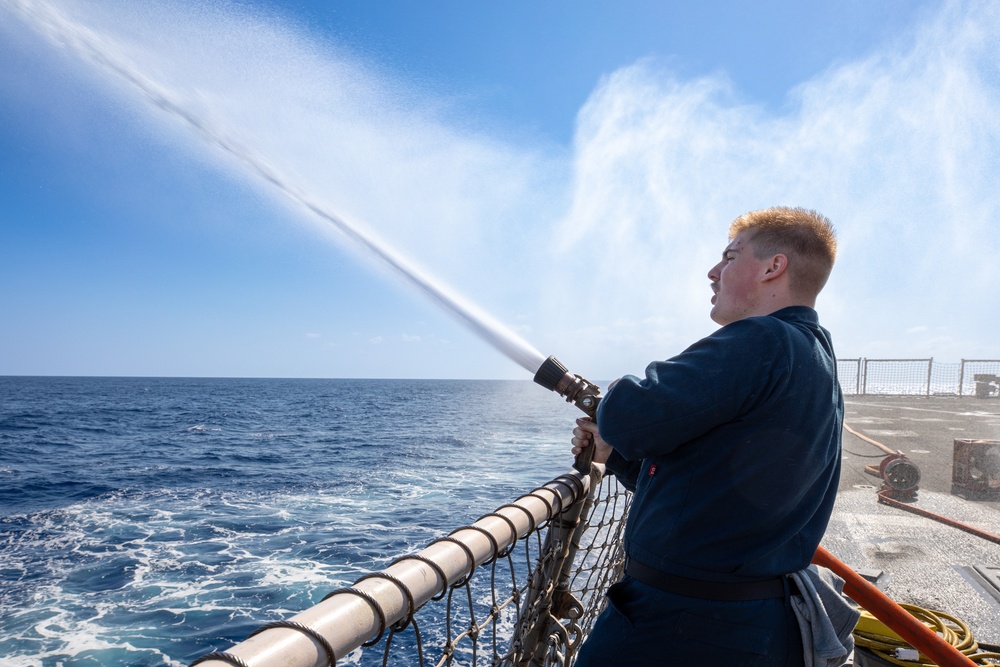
[[571, 417, 613, 465]]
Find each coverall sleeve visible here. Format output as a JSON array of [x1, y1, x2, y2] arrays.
[[604, 449, 643, 492], [595, 318, 787, 461]]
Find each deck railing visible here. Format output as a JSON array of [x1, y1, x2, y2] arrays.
[[836, 358, 1000, 397], [189, 466, 630, 667]]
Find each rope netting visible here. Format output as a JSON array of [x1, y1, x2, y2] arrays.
[[838, 358, 862, 395], [189, 468, 632, 667], [961, 360, 1000, 398], [503, 468, 630, 666], [862, 358, 934, 396]]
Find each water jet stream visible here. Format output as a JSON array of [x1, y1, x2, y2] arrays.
[[6, 0, 547, 375]]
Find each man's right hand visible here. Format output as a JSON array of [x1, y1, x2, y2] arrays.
[[571, 417, 613, 465]]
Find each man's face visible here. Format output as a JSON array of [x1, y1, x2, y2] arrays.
[[707, 232, 767, 325]]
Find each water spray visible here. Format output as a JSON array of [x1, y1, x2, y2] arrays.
[[9, 0, 606, 471], [5, 0, 548, 369], [532, 356, 602, 473]]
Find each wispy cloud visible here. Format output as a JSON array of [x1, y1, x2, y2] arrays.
[[536, 0, 1000, 376]]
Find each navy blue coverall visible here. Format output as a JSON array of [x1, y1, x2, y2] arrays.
[[576, 306, 843, 667]]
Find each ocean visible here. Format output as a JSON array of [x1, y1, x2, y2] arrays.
[[0, 376, 582, 666]]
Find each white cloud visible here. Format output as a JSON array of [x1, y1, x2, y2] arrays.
[[531, 0, 1000, 377]]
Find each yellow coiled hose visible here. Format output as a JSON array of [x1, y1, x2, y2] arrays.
[[854, 604, 1000, 665]]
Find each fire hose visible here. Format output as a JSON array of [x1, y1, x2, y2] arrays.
[[845, 423, 1000, 543], [812, 547, 992, 667]]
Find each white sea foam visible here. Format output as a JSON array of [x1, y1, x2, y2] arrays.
[[0, 488, 400, 662]]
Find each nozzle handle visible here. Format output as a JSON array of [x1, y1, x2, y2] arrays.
[[533, 355, 602, 474], [573, 434, 595, 475], [569, 388, 601, 474]]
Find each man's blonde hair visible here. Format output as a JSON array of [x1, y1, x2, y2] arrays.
[[729, 207, 837, 298]]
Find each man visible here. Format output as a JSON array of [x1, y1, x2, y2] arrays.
[[572, 207, 843, 666]]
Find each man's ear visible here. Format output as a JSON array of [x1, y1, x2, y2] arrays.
[[761, 253, 789, 282]]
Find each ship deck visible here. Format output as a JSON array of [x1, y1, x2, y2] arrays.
[[824, 395, 1000, 646]]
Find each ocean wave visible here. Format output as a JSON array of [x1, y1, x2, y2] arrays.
[[0, 377, 575, 664]]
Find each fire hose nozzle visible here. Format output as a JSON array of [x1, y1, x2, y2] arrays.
[[533, 355, 603, 474]]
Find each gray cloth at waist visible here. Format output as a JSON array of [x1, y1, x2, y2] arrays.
[[789, 564, 860, 667]]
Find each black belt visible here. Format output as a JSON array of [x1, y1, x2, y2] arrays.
[[625, 559, 792, 601]]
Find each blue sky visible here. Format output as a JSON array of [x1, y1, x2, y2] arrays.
[[1, 0, 998, 379]]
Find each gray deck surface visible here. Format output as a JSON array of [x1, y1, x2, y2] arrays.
[[823, 395, 1000, 646]]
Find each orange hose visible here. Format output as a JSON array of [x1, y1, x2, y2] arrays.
[[876, 490, 1000, 545], [844, 422, 897, 456], [812, 546, 978, 667]]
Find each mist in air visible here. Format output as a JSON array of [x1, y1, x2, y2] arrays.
[[2, 0, 998, 379]]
